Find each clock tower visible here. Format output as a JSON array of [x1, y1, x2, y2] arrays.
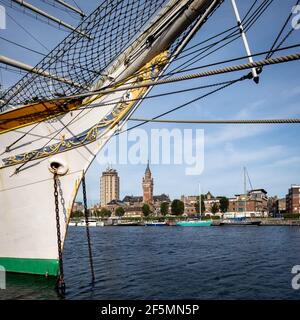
[[142, 161, 153, 204]]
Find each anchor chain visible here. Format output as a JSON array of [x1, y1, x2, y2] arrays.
[[53, 173, 66, 294], [82, 174, 95, 281]]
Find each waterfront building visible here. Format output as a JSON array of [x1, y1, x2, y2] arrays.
[[286, 185, 300, 214], [277, 198, 287, 215], [72, 201, 84, 213], [100, 167, 120, 206], [267, 196, 278, 217], [204, 192, 221, 213], [106, 199, 125, 216], [124, 206, 143, 218], [142, 161, 154, 204], [181, 192, 221, 214], [122, 195, 143, 205], [228, 189, 268, 216]]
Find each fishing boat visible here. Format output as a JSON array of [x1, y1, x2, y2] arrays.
[[176, 220, 212, 227]]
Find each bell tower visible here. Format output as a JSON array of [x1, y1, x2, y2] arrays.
[[142, 161, 153, 204]]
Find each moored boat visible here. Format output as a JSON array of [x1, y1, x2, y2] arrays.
[[77, 219, 97, 227], [176, 220, 212, 227], [220, 218, 261, 226], [145, 221, 167, 226], [115, 221, 144, 226]]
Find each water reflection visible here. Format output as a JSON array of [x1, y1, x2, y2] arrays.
[[0, 273, 59, 300]]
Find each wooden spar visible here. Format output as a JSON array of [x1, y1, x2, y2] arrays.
[[55, 0, 85, 18], [11, 0, 91, 39], [0, 55, 83, 88], [230, 0, 259, 83]]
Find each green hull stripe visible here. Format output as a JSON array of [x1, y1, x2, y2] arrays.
[[0, 257, 59, 276]]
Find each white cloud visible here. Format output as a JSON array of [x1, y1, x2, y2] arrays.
[[205, 125, 271, 147]]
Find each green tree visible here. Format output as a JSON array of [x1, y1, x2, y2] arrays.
[[142, 203, 151, 217], [219, 197, 229, 213], [115, 207, 125, 217], [72, 210, 83, 218], [100, 208, 111, 217], [211, 202, 219, 214], [194, 196, 205, 215], [171, 199, 185, 216], [160, 202, 169, 216]]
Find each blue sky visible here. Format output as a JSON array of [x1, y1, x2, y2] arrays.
[[1, 0, 300, 203]]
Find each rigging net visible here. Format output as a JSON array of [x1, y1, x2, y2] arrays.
[[0, 0, 172, 110]]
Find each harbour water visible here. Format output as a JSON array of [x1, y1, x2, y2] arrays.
[[1, 226, 300, 300]]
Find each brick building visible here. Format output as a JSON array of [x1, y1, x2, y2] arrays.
[[286, 185, 300, 214], [228, 189, 268, 216]]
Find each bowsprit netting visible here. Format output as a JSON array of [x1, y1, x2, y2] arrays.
[[0, 0, 169, 111]]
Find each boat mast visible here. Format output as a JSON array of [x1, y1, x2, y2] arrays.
[[244, 166, 247, 216], [199, 183, 202, 218]]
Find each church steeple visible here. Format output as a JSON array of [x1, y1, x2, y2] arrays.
[[145, 160, 151, 176], [142, 161, 153, 204]]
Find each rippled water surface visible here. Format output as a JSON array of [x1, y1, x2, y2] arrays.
[[2, 226, 300, 300]]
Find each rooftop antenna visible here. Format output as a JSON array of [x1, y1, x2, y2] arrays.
[[230, 0, 260, 84]]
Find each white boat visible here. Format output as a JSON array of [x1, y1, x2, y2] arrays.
[[0, 0, 221, 276], [68, 221, 77, 227], [96, 221, 105, 227], [145, 221, 167, 226], [77, 219, 97, 227]]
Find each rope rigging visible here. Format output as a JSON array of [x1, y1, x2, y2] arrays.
[[3, 44, 300, 171], [266, 0, 300, 59], [42, 52, 300, 102], [168, 0, 275, 75], [116, 74, 249, 136], [129, 118, 300, 124]]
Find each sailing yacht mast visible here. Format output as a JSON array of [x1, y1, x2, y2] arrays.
[[244, 166, 247, 216]]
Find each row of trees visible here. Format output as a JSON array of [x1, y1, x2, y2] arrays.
[[194, 196, 229, 214], [72, 197, 230, 218]]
